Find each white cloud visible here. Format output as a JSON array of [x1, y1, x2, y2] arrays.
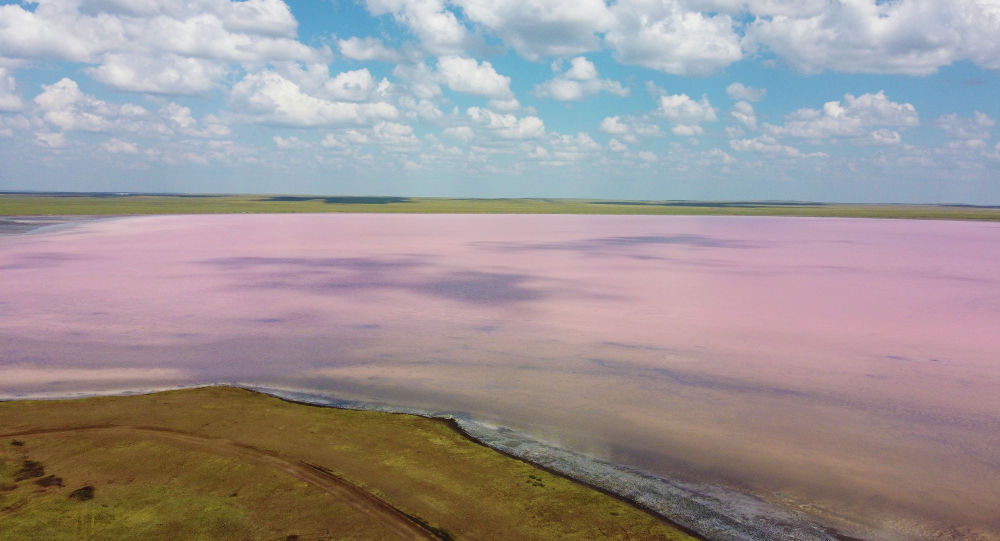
[[35, 131, 66, 148], [443, 126, 475, 141], [393, 61, 442, 99], [659, 94, 718, 124], [747, 0, 1000, 75], [533, 56, 628, 101], [608, 138, 627, 152], [454, 0, 613, 60], [606, 0, 743, 76], [161, 102, 230, 137], [730, 134, 826, 158], [466, 106, 544, 139], [726, 82, 766, 102], [766, 91, 918, 139], [638, 150, 658, 163], [600, 116, 629, 135], [671, 124, 703, 136], [373, 120, 419, 146], [704, 147, 735, 164], [338, 36, 403, 62], [487, 98, 521, 112], [0, 2, 121, 62], [230, 71, 399, 127], [102, 137, 139, 154], [599, 115, 662, 138], [399, 96, 445, 122], [33, 78, 149, 133], [730, 101, 757, 130], [364, 0, 478, 55], [325, 69, 392, 102], [437, 55, 513, 99], [870, 129, 901, 145], [86, 53, 225, 94], [273, 135, 302, 149], [0, 0, 326, 96], [936, 112, 995, 143], [541, 131, 602, 163], [0, 67, 23, 111]]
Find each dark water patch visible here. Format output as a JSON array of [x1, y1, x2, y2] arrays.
[[419, 271, 542, 304], [0, 252, 88, 270], [201, 256, 548, 306], [474, 234, 756, 254]]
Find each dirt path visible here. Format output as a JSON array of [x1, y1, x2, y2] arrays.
[[1, 425, 443, 541]]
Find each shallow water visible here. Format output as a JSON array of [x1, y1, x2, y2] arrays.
[[1, 214, 998, 539]]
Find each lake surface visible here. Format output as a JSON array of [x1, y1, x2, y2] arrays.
[[2, 214, 998, 540]]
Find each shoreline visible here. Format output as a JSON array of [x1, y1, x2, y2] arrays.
[[2, 383, 853, 540], [246, 385, 854, 541]]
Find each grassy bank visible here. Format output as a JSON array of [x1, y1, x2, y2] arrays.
[[0, 386, 696, 540], [2, 193, 999, 220]]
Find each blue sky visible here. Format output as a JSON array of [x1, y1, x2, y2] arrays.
[[0, 0, 998, 202]]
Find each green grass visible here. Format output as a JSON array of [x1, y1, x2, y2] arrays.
[[2, 193, 999, 220], [0, 386, 697, 540]]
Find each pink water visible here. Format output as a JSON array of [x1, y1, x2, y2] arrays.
[[2, 214, 998, 539]]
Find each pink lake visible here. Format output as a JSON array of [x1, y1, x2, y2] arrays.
[[1, 214, 999, 540]]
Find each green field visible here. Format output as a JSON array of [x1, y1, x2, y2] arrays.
[[0, 387, 696, 541], [2, 192, 999, 220]]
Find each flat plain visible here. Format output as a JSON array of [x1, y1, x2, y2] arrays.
[[2, 192, 1000, 220], [0, 386, 695, 541]]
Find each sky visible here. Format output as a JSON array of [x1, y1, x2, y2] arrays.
[[0, 0, 998, 203]]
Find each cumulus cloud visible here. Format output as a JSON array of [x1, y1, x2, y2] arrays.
[[936, 112, 995, 145], [537, 132, 602, 164], [671, 124, 703, 136], [443, 125, 475, 141], [487, 98, 521, 112], [0, 67, 23, 111], [766, 91, 918, 139], [600, 116, 628, 135], [704, 147, 735, 164], [437, 55, 513, 99], [533, 56, 628, 101], [638, 150, 659, 163], [599, 115, 662, 138], [230, 71, 399, 127], [730, 134, 827, 158], [605, 0, 743, 76], [659, 94, 717, 123], [34, 131, 66, 147], [726, 82, 766, 102], [0, 0, 325, 95], [467, 106, 544, 139], [102, 137, 139, 154], [455, 0, 613, 60], [658, 93, 717, 136], [86, 54, 225, 94], [33, 78, 148, 133], [325, 69, 393, 102], [747, 0, 1000, 75], [730, 101, 757, 130], [338, 36, 403, 62], [393, 61, 442, 99], [373, 120, 419, 146], [364, 0, 479, 56], [870, 129, 901, 145]]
